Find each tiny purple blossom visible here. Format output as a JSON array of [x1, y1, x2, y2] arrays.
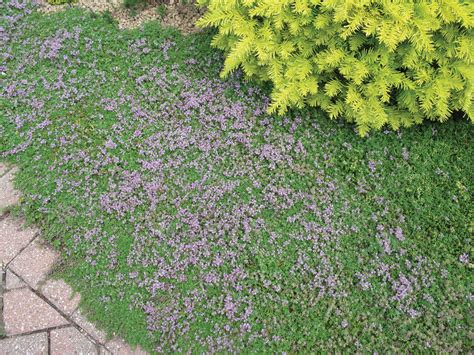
[[459, 253, 469, 264]]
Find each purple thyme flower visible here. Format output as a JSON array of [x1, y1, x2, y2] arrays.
[[459, 253, 469, 264]]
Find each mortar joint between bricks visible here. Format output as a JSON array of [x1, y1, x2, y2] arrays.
[[0, 264, 6, 339]]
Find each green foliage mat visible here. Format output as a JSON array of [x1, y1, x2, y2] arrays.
[[1, 2, 473, 353]]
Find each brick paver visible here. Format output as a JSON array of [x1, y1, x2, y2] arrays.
[[0, 164, 147, 354], [0, 167, 20, 210], [5, 269, 25, 290], [0, 217, 37, 265], [40, 279, 81, 316], [100, 346, 112, 354], [0, 163, 9, 176], [4, 288, 69, 335], [51, 326, 98, 355], [9, 238, 58, 289], [0, 268, 4, 337], [72, 310, 107, 344], [105, 337, 148, 354], [0, 332, 48, 354]]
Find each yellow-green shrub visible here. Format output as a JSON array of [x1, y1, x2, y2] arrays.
[[197, 0, 474, 134]]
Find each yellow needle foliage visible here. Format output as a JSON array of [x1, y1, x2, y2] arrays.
[[197, 0, 474, 135]]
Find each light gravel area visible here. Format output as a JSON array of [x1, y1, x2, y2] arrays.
[[38, 0, 204, 33]]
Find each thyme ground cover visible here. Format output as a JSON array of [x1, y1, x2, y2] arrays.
[[1, 2, 473, 352]]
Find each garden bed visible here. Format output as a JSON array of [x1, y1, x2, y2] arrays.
[[1, 1, 473, 353]]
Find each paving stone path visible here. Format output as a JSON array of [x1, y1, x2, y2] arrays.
[[0, 163, 147, 354]]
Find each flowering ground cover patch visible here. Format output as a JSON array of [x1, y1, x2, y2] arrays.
[[1, 1, 473, 352]]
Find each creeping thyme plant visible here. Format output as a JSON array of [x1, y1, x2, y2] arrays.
[[1, 1, 473, 352]]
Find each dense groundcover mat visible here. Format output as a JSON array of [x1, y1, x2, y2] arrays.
[[1, 1, 473, 352]]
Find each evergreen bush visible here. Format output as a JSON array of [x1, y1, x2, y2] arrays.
[[197, 0, 474, 134]]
